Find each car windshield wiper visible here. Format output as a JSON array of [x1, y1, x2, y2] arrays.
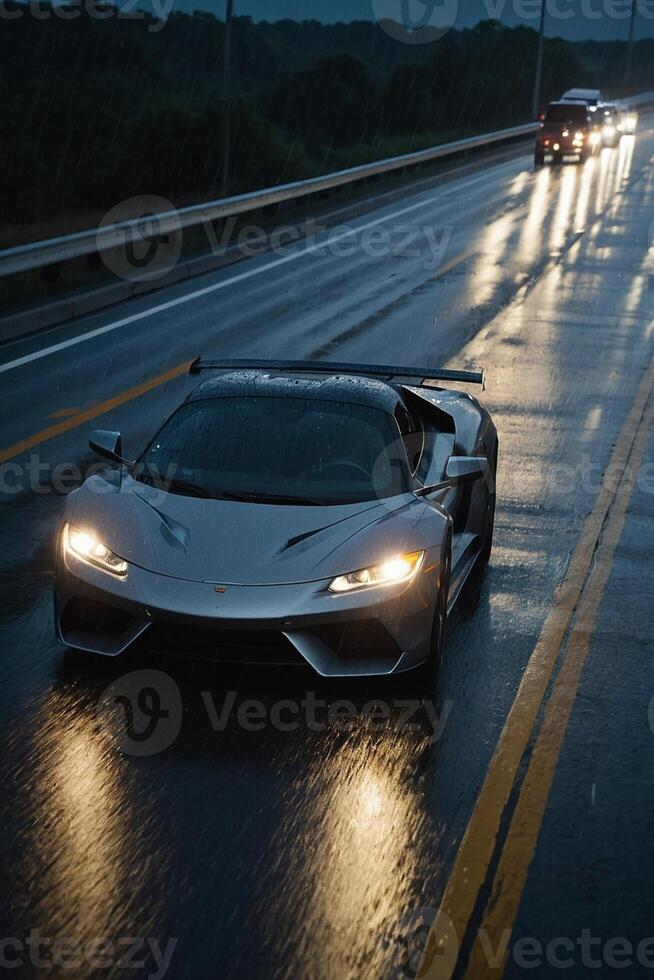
[[134, 470, 215, 499], [219, 490, 323, 506], [165, 478, 216, 499]]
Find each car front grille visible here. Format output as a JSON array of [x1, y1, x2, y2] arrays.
[[133, 620, 307, 666]]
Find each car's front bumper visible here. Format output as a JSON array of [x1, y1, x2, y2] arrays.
[[536, 137, 586, 158], [55, 544, 443, 677]]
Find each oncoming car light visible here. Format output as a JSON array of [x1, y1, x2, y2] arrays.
[[624, 113, 638, 133], [63, 523, 128, 577], [590, 131, 602, 147], [329, 551, 425, 593]]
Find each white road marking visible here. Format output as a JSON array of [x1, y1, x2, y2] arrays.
[[439, 164, 528, 196], [0, 162, 527, 377]]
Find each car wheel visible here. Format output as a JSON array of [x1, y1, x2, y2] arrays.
[[412, 537, 451, 683], [478, 450, 498, 567], [432, 536, 452, 666]]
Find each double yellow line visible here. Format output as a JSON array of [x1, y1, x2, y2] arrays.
[[422, 355, 654, 978]]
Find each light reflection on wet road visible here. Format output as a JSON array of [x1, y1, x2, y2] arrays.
[[1, 125, 654, 978]]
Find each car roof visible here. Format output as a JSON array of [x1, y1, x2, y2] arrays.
[[186, 369, 403, 414], [562, 88, 601, 98]]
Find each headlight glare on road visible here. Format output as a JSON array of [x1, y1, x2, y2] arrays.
[[64, 523, 128, 576], [329, 551, 425, 593]]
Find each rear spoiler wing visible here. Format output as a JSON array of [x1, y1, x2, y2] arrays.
[[188, 358, 486, 389]]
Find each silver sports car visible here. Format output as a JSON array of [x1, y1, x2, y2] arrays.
[[55, 359, 498, 677]]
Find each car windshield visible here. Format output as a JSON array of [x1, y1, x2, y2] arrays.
[[545, 105, 588, 124], [134, 395, 411, 505]]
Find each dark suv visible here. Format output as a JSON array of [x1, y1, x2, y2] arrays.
[[535, 102, 597, 167]]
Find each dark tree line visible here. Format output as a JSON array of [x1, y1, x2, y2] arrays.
[[1, 10, 652, 241]]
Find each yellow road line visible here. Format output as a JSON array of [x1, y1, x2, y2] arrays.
[[433, 247, 477, 279], [47, 407, 81, 419], [0, 361, 191, 465], [420, 355, 654, 978], [464, 387, 654, 978]]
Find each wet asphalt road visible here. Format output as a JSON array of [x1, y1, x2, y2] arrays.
[[1, 124, 654, 979]]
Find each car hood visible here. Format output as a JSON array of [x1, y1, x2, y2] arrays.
[[67, 473, 434, 585]]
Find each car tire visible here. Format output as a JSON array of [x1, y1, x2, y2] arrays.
[[429, 536, 452, 669], [478, 449, 498, 568], [411, 536, 451, 684]]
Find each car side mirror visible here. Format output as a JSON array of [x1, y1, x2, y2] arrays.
[[446, 456, 488, 483], [89, 430, 129, 465]]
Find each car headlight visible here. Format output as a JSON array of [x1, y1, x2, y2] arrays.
[[328, 551, 425, 593], [63, 523, 128, 577], [590, 132, 601, 146], [574, 131, 584, 141]]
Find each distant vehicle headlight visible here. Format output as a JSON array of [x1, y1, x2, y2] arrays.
[[625, 113, 638, 133], [329, 551, 425, 593], [553, 142, 561, 152], [590, 132, 602, 146], [574, 131, 584, 141], [63, 523, 128, 577], [562, 129, 570, 137]]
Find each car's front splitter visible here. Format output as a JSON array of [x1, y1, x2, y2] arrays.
[[55, 548, 442, 677]]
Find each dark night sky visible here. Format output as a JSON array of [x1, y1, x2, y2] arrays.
[[164, 1, 652, 41]]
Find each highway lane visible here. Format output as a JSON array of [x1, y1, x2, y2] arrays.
[[1, 125, 654, 979]]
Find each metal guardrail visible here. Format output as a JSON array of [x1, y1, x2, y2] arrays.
[[618, 90, 654, 108], [0, 122, 540, 279], [1, 92, 653, 281]]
